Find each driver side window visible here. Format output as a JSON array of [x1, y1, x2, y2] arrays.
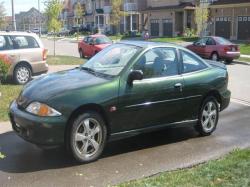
[[133, 47, 178, 79]]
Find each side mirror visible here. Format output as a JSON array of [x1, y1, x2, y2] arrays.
[[200, 43, 206, 47], [128, 70, 143, 85]]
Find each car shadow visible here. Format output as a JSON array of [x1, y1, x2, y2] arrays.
[[0, 126, 199, 173], [229, 61, 250, 66]]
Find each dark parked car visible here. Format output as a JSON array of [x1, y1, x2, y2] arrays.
[[186, 36, 240, 63], [9, 41, 231, 163]]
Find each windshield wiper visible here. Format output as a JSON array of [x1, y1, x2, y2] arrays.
[[80, 66, 96, 75]]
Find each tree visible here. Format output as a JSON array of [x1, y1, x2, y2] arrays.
[[75, 0, 85, 40], [195, 0, 209, 37], [44, 0, 62, 56], [0, 2, 6, 30], [110, 0, 124, 35]]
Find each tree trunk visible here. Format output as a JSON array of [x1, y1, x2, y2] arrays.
[[53, 29, 56, 56]]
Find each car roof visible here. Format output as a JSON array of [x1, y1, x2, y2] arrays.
[[117, 40, 185, 50], [0, 31, 38, 37]]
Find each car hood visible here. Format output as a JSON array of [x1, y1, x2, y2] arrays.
[[21, 68, 109, 102]]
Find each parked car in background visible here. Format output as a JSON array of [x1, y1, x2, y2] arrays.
[[186, 36, 240, 63], [78, 34, 112, 58], [57, 28, 70, 37], [10, 41, 230, 163], [0, 32, 48, 84], [31, 28, 40, 34]]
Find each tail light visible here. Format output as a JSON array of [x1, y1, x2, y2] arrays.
[[42, 49, 48, 61]]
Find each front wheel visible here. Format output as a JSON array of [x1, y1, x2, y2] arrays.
[[195, 96, 219, 136], [79, 49, 84, 58], [69, 112, 107, 163]]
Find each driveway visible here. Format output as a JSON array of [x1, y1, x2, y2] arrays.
[[0, 61, 250, 187]]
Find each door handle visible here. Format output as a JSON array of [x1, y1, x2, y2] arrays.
[[174, 83, 183, 91]]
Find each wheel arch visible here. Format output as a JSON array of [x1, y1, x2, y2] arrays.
[[201, 90, 222, 109], [210, 51, 219, 59], [65, 103, 111, 144], [14, 61, 33, 74]]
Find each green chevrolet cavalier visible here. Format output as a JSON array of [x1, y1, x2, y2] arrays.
[[9, 41, 231, 163]]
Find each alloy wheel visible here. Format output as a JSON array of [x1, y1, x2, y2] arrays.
[[212, 53, 218, 61], [201, 101, 218, 133], [73, 118, 102, 158]]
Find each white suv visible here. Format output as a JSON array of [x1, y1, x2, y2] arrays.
[[0, 32, 48, 84]]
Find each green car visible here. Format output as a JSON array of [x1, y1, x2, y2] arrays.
[[9, 41, 231, 163]]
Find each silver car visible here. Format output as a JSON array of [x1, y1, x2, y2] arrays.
[[0, 32, 48, 84]]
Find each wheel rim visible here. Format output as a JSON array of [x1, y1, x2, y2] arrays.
[[16, 67, 30, 84], [74, 118, 102, 158], [201, 101, 217, 133], [212, 54, 218, 61]]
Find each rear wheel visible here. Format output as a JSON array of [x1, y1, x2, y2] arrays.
[[13, 64, 31, 85], [195, 96, 219, 136], [225, 59, 233, 64], [69, 111, 107, 163], [211, 52, 219, 61], [79, 49, 84, 58]]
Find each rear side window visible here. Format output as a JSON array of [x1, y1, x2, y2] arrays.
[[0, 36, 13, 50], [181, 50, 207, 73], [12, 36, 39, 49], [0, 36, 7, 50]]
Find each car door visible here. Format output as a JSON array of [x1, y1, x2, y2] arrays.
[[116, 47, 185, 132], [192, 38, 207, 57], [179, 49, 209, 120], [204, 37, 216, 59]]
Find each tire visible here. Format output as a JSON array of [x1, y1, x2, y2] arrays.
[[79, 49, 84, 58], [225, 59, 233, 64], [211, 52, 219, 61], [195, 96, 219, 136], [13, 64, 31, 85], [69, 111, 107, 163]]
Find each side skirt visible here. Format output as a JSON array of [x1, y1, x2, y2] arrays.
[[109, 119, 198, 142]]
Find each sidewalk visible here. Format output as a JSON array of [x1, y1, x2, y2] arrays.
[[241, 54, 250, 58]]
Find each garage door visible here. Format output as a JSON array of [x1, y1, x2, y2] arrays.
[[150, 19, 160, 37], [163, 19, 173, 37], [238, 16, 250, 40], [215, 17, 231, 39]]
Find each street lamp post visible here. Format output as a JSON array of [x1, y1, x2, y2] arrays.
[[11, 0, 16, 31], [38, 0, 42, 37]]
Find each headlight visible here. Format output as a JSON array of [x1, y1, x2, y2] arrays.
[[26, 102, 61, 117]]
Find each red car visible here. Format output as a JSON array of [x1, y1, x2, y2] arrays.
[[78, 34, 112, 58], [187, 36, 240, 63]]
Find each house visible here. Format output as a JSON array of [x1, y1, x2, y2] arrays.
[[143, 0, 196, 37], [209, 0, 250, 40], [15, 7, 46, 32], [61, 0, 147, 33]]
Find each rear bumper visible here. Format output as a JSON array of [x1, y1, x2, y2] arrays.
[[9, 100, 66, 146], [221, 52, 240, 60], [220, 90, 231, 111], [31, 61, 49, 76]]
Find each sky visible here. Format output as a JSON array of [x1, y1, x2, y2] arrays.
[[1, 0, 45, 16]]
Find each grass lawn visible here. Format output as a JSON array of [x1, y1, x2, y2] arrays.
[[47, 55, 86, 65], [117, 149, 250, 187], [0, 85, 22, 121], [150, 37, 198, 43], [240, 44, 250, 55], [238, 57, 250, 62]]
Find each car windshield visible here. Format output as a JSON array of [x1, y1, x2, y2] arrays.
[[94, 36, 112, 44], [216, 37, 232, 45], [81, 44, 141, 76]]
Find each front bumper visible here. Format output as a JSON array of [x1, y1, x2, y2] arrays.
[[220, 90, 231, 111], [9, 100, 66, 146]]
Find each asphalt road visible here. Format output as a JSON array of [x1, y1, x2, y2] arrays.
[[0, 40, 250, 186]]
